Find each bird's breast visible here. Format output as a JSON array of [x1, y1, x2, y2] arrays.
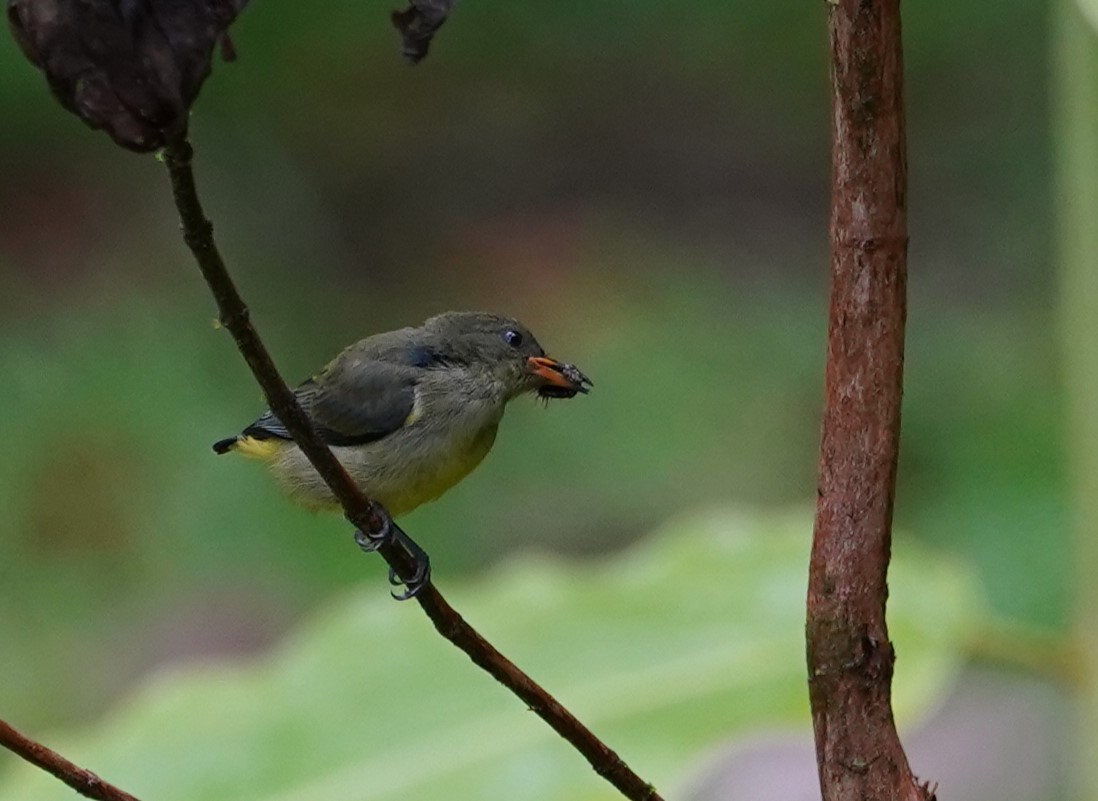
[[345, 387, 505, 516], [361, 419, 499, 516]]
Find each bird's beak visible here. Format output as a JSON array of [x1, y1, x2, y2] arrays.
[[527, 356, 593, 399]]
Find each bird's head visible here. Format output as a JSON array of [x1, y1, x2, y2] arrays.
[[422, 311, 592, 401]]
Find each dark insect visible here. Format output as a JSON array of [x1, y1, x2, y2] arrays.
[[537, 362, 594, 400]]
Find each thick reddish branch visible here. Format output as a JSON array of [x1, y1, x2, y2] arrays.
[[0, 719, 139, 801], [806, 1, 931, 800]]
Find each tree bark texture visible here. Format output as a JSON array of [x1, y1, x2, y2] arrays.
[[806, 1, 931, 800]]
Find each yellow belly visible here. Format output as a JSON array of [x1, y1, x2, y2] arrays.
[[364, 424, 499, 517], [229, 425, 498, 517]]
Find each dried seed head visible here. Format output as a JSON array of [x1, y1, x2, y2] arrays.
[[391, 0, 455, 64], [7, 0, 247, 151]]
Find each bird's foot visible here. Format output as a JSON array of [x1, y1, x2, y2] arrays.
[[386, 523, 431, 600], [352, 503, 432, 601], [388, 554, 431, 601], [353, 503, 392, 553]]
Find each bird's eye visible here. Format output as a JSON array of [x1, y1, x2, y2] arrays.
[[502, 329, 523, 347]]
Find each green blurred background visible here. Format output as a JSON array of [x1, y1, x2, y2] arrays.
[[0, 0, 1087, 798]]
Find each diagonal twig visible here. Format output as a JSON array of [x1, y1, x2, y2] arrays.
[[0, 719, 140, 801], [161, 137, 662, 801]]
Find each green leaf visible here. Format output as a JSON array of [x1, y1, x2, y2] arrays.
[[1077, 0, 1098, 33], [0, 508, 986, 801]]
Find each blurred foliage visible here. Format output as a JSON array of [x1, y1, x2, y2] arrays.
[[0, 274, 1064, 735], [1056, 1, 1098, 795], [0, 508, 989, 801], [1079, 0, 1098, 29], [0, 0, 1068, 780]]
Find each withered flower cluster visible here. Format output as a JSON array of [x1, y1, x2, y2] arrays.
[[7, 0, 246, 151], [6, 0, 455, 150]]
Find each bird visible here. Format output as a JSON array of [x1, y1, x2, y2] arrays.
[[213, 311, 592, 519]]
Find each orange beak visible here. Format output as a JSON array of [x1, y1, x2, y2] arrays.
[[527, 356, 592, 398]]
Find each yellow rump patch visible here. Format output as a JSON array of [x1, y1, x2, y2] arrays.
[[233, 436, 286, 461]]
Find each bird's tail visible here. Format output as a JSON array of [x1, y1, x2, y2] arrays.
[[213, 434, 285, 460], [212, 436, 239, 454]]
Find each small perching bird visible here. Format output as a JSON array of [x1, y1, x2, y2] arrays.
[[213, 311, 591, 593]]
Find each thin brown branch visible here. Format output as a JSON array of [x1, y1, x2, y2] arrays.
[[161, 138, 662, 801], [805, 1, 931, 800], [0, 719, 140, 801]]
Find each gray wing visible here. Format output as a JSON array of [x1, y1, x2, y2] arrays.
[[239, 360, 418, 447]]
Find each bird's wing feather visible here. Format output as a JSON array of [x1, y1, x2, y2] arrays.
[[243, 360, 419, 447]]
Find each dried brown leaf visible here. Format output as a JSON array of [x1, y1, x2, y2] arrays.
[[7, 0, 247, 151], [391, 0, 455, 64]]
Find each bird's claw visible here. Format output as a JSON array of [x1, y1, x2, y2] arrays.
[[386, 525, 431, 600], [353, 504, 393, 553], [388, 557, 431, 601], [350, 503, 431, 601]]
